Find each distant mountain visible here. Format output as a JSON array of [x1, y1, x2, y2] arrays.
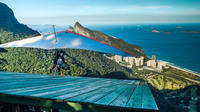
[[68, 22, 146, 58], [28, 24, 68, 33], [0, 2, 39, 35]]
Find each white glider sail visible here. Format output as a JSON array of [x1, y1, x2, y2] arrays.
[[0, 31, 133, 57]]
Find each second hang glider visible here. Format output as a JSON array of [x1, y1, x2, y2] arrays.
[[0, 30, 134, 57]]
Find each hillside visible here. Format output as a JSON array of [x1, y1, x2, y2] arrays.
[[0, 2, 39, 36], [0, 48, 138, 79], [151, 84, 200, 112], [68, 22, 146, 58]]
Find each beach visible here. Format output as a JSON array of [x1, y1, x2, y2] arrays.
[[167, 64, 200, 76]]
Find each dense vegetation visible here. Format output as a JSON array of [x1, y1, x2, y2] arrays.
[[90, 30, 147, 58], [0, 48, 137, 79], [0, 30, 36, 43], [146, 68, 199, 90], [144, 68, 200, 112]]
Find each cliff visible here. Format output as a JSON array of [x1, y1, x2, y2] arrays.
[[0, 2, 39, 35], [68, 22, 146, 58]]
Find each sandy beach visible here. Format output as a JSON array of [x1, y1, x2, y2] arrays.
[[167, 63, 200, 77]]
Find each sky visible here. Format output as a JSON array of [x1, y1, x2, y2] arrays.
[[0, 0, 200, 25]]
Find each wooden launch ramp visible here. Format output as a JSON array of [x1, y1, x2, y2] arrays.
[[0, 72, 158, 111]]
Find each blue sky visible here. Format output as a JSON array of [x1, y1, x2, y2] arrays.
[[1, 0, 200, 25]]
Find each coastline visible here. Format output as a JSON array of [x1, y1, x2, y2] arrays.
[[156, 59, 200, 77], [166, 63, 200, 77]]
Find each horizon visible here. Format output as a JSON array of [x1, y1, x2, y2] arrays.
[[0, 0, 200, 25], [27, 22, 200, 26]]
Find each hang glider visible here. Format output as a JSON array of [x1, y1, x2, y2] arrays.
[[0, 31, 134, 57]]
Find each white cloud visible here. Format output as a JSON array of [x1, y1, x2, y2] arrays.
[[143, 6, 172, 9], [16, 5, 172, 17]]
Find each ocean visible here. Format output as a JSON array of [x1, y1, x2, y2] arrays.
[[29, 23, 200, 74]]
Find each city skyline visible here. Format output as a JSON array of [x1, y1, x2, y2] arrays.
[[1, 0, 200, 25]]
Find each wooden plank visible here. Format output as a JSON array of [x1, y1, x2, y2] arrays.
[[0, 78, 98, 94], [29, 79, 110, 99], [94, 85, 129, 105], [0, 72, 26, 75], [0, 74, 78, 81], [67, 81, 123, 102], [0, 77, 76, 86], [55, 80, 114, 100], [142, 86, 158, 110], [0, 74, 51, 79], [31, 83, 91, 97], [0, 78, 83, 91], [26, 79, 113, 99], [110, 85, 136, 107], [0, 73, 69, 81], [0, 76, 89, 90], [0, 75, 60, 80], [126, 86, 143, 109], [20, 78, 100, 96], [82, 85, 126, 103]]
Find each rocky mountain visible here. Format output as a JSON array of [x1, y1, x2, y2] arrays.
[[68, 22, 146, 58], [0, 2, 39, 35]]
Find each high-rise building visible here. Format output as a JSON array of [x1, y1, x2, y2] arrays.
[[123, 57, 129, 63], [146, 55, 156, 68], [128, 57, 135, 65], [147, 60, 153, 67], [152, 61, 157, 68], [140, 56, 144, 65], [134, 56, 144, 66], [114, 55, 122, 63], [152, 55, 156, 60], [135, 58, 140, 66], [151, 55, 157, 68], [122, 56, 135, 67]]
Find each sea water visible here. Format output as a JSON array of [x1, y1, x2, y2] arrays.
[[29, 23, 200, 74]]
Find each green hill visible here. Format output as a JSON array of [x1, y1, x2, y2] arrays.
[[68, 22, 147, 58], [0, 2, 39, 35], [0, 47, 138, 79]]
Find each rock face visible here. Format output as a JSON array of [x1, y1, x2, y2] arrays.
[[73, 22, 91, 37], [0, 2, 39, 35], [68, 26, 74, 32], [68, 22, 146, 58]]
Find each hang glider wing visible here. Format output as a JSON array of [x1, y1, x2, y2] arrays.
[[0, 31, 133, 57]]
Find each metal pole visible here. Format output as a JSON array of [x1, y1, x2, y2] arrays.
[[53, 25, 57, 42], [53, 25, 58, 75]]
